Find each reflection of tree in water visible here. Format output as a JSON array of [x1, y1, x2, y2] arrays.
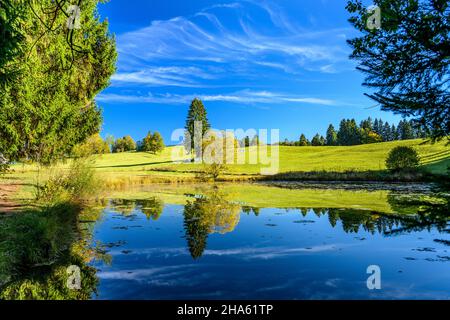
[[383, 193, 450, 235], [109, 199, 137, 216], [242, 206, 260, 216], [109, 198, 164, 221], [319, 194, 450, 235], [0, 203, 106, 299], [183, 187, 241, 259], [139, 198, 164, 221]]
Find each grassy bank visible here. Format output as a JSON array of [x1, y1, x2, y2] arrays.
[[2, 139, 449, 203]]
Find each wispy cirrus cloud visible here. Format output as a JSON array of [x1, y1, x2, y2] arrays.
[[113, 0, 352, 87], [97, 89, 338, 106]]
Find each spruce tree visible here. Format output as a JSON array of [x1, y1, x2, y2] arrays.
[[326, 124, 338, 146], [185, 98, 210, 156]]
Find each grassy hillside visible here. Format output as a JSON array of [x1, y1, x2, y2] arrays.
[[6, 139, 449, 188], [92, 139, 449, 176]]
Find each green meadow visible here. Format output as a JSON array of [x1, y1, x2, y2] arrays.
[[8, 138, 450, 181], [88, 138, 450, 176], [4, 138, 448, 205]]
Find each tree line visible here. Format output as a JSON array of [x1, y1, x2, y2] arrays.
[[73, 131, 166, 156], [280, 117, 428, 147]]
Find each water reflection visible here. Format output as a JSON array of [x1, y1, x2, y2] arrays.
[[0, 203, 105, 299], [1, 186, 449, 299], [183, 187, 241, 259]]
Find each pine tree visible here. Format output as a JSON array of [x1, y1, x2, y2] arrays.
[[299, 134, 309, 146], [326, 124, 338, 146], [185, 98, 210, 156], [382, 122, 392, 141], [311, 134, 322, 146], [338, 119, 361, 146]]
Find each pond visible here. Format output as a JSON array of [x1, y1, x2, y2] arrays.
[[1, 183, 449, 300]]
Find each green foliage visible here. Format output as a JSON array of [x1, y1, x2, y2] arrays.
[[140, 131, 165, 154], [360, 128, 383, 144], [184, 98, 210, 154], [36, 158, 100, 204], [72, 134, 110, 158], [299, 134, 309, 146], [311, 134, 325, 146], [386, 146, 421, 171], [338, 119, 361, 145], [113, 136, 136, 153], [197, 163, 228, 182], [0, 203, 77, 285], [0, 0, 117, 165], [347, 0, 450, 139], [326, 125, 338, 146], [183, 189, 240, 259], [140, 198, 164, 220], [0, 203, 98, 299]]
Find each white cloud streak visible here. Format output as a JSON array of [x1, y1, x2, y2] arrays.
[[97, 89, 338, 106], [113, 0, 352, 86]]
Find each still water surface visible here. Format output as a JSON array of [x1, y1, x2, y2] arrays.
[[87, 186, 450, 300]]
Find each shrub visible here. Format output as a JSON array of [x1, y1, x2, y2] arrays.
[[197, 163, 227, 182], [36, 159, 100, 204], [386, 146, 420, 171]]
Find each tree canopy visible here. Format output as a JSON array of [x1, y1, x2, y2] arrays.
[[184, 98, 210, 157], [347, 0, 450, 139], [140, 131, 165, 154], [0, 1, 117, 165]]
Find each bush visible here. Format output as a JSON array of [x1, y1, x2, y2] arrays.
[[386, 146, 420, 171], [196, 163, 227, 182], [36, 159, 100, 204]]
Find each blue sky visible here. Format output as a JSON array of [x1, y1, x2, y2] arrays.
[[96, 0, 402, 143]]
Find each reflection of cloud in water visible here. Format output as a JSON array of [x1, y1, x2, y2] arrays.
[[107, 244, 346, 260], [204, 244, 343, 260], [97, 264, 196, 283]]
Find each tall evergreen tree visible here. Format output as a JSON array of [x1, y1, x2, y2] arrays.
[[338, 119, 361, 145], [311, 134, 322, 146], [382, 122, 392, 141], [326, 124, 338, 146], [391, 124, 398, 140], [299, 134, 309, 146], [185, 98, 210, 156]]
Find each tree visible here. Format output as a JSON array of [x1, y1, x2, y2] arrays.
[[382, 122, 392, 141], [113, 136, 136, 153], [391, 124, 399, 140], [360, 128, 383, 144], [311, 134, 324, 146], [337, 119, 361, 145], [251, 135, 260, 146], [326, 124, 338, 146], [0, 0, 117, 165], [141, 131, 165, 154], [347, 0, 450, 139], [185, 98, 210, 158], [72, 134, 110, 157], [386, 146, 420, 171], [243, 136, 250, 147], [360, 117, 374, 131], [299, 134, 309, 146], [398, 120, 415, 140]]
